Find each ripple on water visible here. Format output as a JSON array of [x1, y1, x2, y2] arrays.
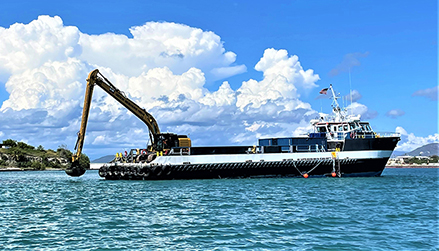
[[0, 168, 437, 250]]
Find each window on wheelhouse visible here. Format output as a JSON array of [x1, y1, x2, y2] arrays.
[[317, 126, 327, 133], [349, 123, 355, 130], [360, 123, 373, 132]]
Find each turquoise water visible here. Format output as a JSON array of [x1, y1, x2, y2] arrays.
[[0, 168, 437, 250]]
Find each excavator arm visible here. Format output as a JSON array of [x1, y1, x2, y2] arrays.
[[66, 69, 161, 177], [87, 69, 160, 141]]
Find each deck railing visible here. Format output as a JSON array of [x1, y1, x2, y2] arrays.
[[345, 132, 400, 139], [294, 144, 327, 153]]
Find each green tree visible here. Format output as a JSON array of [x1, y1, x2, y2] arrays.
[[11, 148, 26, 162], [79, 153, 90, 169], [42, 157, 51, 168], [2, 139, 17, 147], [31, 161, 45, 170], [17, 142, 34, 150], [37, 145, 44, 151], [57, 146, 72, 159]]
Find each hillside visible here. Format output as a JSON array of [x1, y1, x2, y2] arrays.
[[391, 150, 406, 158], [92, 155, 115, 163], [404, 143, 439, 157], [0, 139, 89, 170]]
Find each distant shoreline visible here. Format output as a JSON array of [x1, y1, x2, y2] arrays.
[[0, 167, 66, 172], [0, 163, 103, 172], [386, 165, 439, 169], [1, 165, 438, 172]]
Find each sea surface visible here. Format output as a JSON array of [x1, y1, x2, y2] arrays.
[[0, 168, 437, 250]]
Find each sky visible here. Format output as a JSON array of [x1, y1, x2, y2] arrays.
[[0, 0, 437, 160]]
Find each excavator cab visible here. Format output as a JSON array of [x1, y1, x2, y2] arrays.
[[153, 133, 191, 152]]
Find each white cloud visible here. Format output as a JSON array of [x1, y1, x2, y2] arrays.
[[85, 48, 320, 152], [343, 89, 362, 102], [329, 52, 369, 77], [210, 65, 247, 80], [0, 16, 321, 158], [254, 48, 319, 90], [412, 86, 438, 101], [0, 16, 81, 81], [346, 102, 377, 120], [200, 81, 236, 107], [127, 66, 206, 109], [79, 21, 246, 79], [236, 48, 319, 111], [395, 126, 407, 135], [395, 126, 439, 152], [1, 58, 87, 113], [385, 109, 405, 119]]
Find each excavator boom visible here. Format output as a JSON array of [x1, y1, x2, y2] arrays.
[[66, 69, 162, 177]]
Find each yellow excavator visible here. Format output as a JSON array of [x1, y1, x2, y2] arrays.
[[66, 69, 191, 177]]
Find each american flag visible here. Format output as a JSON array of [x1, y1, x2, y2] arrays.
[[319, 88, 328, 95]]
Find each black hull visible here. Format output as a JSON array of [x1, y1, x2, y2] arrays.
[[344, 137, 400, 151], [99, 157, 389, 180]]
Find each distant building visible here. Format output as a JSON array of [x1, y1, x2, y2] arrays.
[[390, 155, 432, 164], [393, 156, 412, 164], [0, 144, 10, 149]]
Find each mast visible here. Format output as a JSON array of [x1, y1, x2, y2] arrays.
[[328, 84, 346, 122]]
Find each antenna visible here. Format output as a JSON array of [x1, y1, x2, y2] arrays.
[[349, 67, 352, 115], [320, 99, 322, 113]]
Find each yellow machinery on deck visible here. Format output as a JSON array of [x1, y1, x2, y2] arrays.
[[66, 69, 190, 177]]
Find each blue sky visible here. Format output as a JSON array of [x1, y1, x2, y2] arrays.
[[0, 0, 437, 159]]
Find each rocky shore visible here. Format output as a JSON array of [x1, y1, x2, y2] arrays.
[[0, 146, 71, 171]]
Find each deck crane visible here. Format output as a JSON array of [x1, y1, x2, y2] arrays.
[[66, 69, 191, 177]]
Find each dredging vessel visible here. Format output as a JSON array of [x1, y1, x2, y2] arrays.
[[66, 69, 400, 179]]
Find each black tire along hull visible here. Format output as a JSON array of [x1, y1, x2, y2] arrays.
[[99, 157, 389, 180]]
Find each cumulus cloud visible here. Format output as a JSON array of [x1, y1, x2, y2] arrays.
[[79, 21, 246, 79], [0, 16, 321, 158], [412, 86, 438, 101], [343, 89, 362, 102], [236, 49, 319, 111], [1, 59, 87, 113], [385, 109, 405, 119], [0, 16, 81, 81], [0, 16, 435, 160], [346, 102, 378, 120], [329, 52, 369, 77], [141, 48, 320, 145], [395, 126, 439, 152], [254, 48, 319, 91]]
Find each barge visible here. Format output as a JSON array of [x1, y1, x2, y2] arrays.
[[97, 85, 400, 180]]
